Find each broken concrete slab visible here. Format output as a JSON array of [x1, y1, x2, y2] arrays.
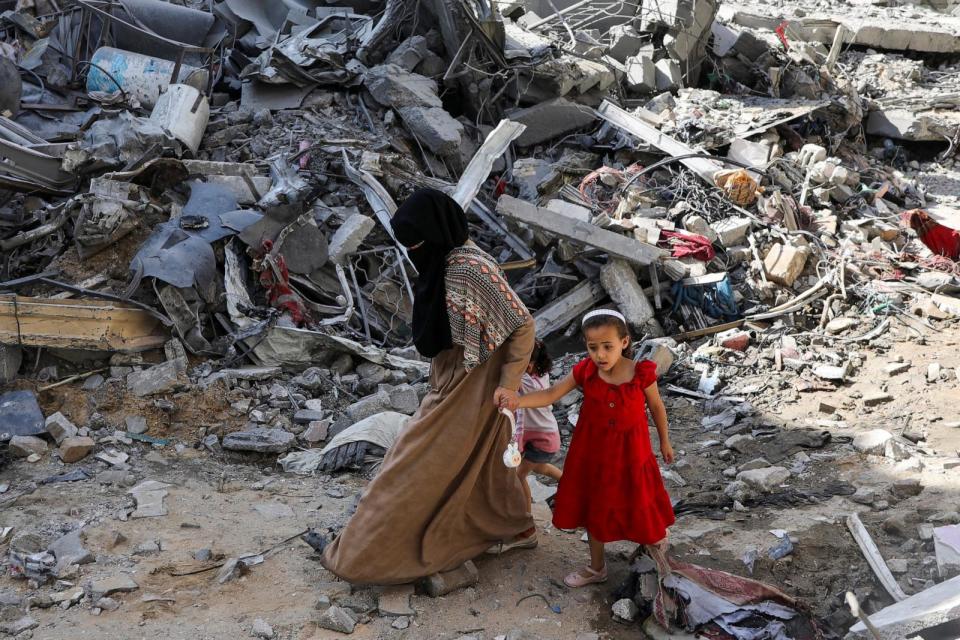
[[328, 214, 375, 265], [397, 105, 465, 157], [507, 98, 597, 147], [126, 361, 185, 397], [89, 575, 139, 599], [600, 259, 664, 337], [655, 59, 682, 91], [533, 279, 606, 338], [315, 605, 357, 634], [365, 65, 443, 109], [48, 530, 94, 571], [625, 55, 657, 93], [422, 560, 479, 597], [378, 584, 416, 616], [497, 196, 666, 266], [222, 428, 295, 453], [934, 524, 960, 578], [128, 480, 172, 518], [846, 574, 960, 639], [737, 466, 790, 492]]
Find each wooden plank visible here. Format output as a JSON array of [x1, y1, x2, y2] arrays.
[[533, 279, 605, 338], [846, 513, 908, 603], [596, 100, 724, 184], [0, 295, 167, 352], [496, 195, 666, 266]]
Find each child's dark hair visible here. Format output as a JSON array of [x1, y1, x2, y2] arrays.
[[582, 313, 634, 358], [529, 339, 553, 377]]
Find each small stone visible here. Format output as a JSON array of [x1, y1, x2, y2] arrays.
[[378, 584, 415, 616], [392, 616, 410, 630], [882, 515, 910, 538], [45, 412, 78, 444], [886, 558, 909, 574], [718, 330, 750, 351], [9, 435, 47, 458], [884, 362, 911, 376], [193, 548, 212, 561], [422, 560, 479, 597], [134, 540, 161, 555], [48, 530, 94, 569], [95, 597, 120, 611], [851, 487, 877, 507], [222, 428, 294, 453], [818, 401, 837, 414], [252, 618, 274, 639], [927, 362, 942, 383], [919, 524, 935, 541], [737, 466, 790, 493], [825, 317, 858, 334], [739, 458, 771, 472], [722, 467, 737, 478], [724, 434, 753, 452], [124, 416, 148, 435], [58, 436, 95, 463], [0, 616, 38, 636], [863, 390, 893, 407], [315, 605, 356, 634], [293, 409, 324, 424], [612, 598, 639, 622], [302, 420, 329, 444], [891, 478, 923, 499], [853, 429, 893, 456], [82, 374, 105, 390], [90, 575, 139, 599]]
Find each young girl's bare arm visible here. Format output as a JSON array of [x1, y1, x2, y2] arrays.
[[516, 372, 577, 410], [643, 382, 675, 463]]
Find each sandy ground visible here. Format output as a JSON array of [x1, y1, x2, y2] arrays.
[[1, 317, 958, 639]]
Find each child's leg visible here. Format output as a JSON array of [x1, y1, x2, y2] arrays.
[[588, 534, 605, 571], [530, 462, 562, 482], [516, 460, 534, 512]]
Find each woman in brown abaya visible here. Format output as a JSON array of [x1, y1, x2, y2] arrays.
[[319, 188, 536, 584]]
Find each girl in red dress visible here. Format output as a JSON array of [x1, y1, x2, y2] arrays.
[[510, 309, 675, 587]]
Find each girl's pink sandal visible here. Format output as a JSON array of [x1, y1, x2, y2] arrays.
[[563, 565, 608, 587]]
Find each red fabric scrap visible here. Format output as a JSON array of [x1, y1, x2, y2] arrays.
[[902, 209, 960, 260], [659, 230, 716, 261], [775, 21, 790, 50], [257, 240, 309, 325]]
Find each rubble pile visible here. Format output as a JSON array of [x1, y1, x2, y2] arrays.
[[1, 0, 960, 637]]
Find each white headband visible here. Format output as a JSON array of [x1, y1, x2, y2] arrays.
[[582, 309, 627, 326]]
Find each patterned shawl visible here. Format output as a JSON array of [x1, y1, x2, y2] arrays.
[[445, 245, 529, 371]]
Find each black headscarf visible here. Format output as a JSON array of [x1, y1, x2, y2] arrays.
[[391, 188, 469, 358]]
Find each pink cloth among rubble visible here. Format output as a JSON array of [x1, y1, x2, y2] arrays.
[[659, 230, 716, 261], [645, 545, 823, 640]]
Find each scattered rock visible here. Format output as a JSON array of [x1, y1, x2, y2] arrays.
[[315, 605, 357, 634], [222, 428, 295, 453], [95, 597, 120, 611], [853, 429, 893, 456], [9, 435, 47, 458], [58, 436, 95, 463], [863, 390, 893, 407], [378, 584, 415, 616], [252, 618, 274, 639], [737, 466, 790, 493], [891, 478, 923, 499], [124, 416, 149, 435], [612, 598, 640, 622], [391, 616, 410, 630], [45, 412, 78, 444], [90, 575, 139, 599]]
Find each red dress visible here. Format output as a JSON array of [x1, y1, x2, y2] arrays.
[[552, 358, 675, 544]]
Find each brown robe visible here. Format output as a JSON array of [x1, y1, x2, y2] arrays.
[[321, 317, 536, 584]]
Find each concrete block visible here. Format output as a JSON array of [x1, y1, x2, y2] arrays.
[[655, 58, 681, 91], [222, 428, 295, 453], [328, 214, 375, 265], [546, 199, 591, 223], [386, 35, 430, 72], [763, 243, 808, 287], [508, 98, 597, 147], [58, 436, 95, 463], [365, 64, 442, 109], [853, 429, 893, 455], [397, 105, 464, 157], [126, 361, 184, 397], [45, 412, 78, 445], [934, 524, 960, 578], [847, 574, 960, 639], [9, 435, 47, 458], [378, 584, 415, 616], [422, 560, 478, 597], [315, 605, 356, 634], [599, 259, 663, 336], [710, 216, 751, 247], [737, 466, 789, 492], [607, 25, 645, 62], [625, 54, 657, 92]]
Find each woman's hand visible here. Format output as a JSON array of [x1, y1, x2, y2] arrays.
[[660, 440, 675, 464], [493, 387, 519, 411]]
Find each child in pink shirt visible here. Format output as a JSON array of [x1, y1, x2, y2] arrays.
[[516, 340, 562, 511]]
